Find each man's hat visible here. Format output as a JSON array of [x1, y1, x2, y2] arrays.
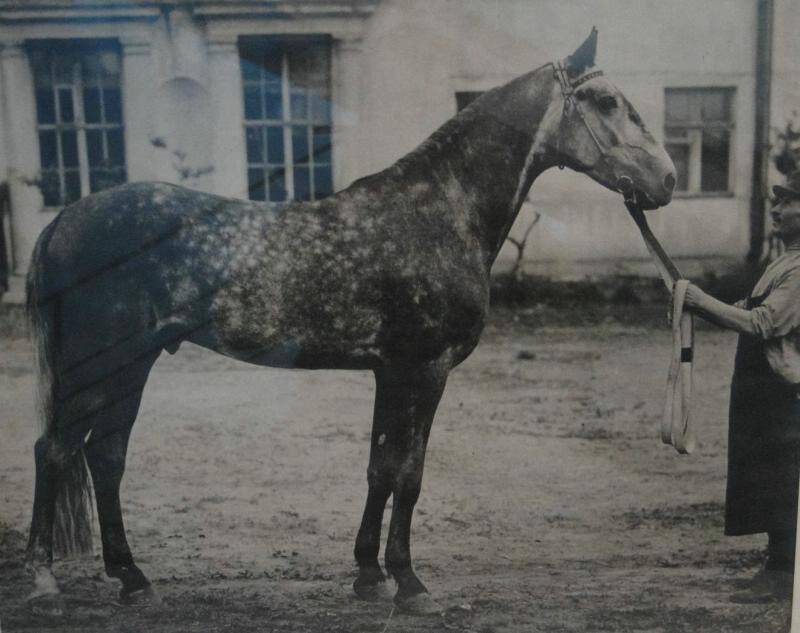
[[773, 170, 800, 201]]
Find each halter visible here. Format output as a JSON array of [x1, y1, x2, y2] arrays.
[[551, 62, 606, 168]]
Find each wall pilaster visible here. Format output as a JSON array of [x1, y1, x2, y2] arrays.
[[0, 40, 45, 277], [207, 37, 247, 198]]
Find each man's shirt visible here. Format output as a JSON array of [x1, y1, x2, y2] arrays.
[[748, 248, 800, 385]]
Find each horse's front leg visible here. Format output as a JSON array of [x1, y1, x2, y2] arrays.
[[368, 363, 448, 614], [352, 373, 395, 601]]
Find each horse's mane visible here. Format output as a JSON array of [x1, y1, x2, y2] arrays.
[[393, 63, 553, 174], [345, 63, 552, 191]]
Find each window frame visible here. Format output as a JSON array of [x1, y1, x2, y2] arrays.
[[239, 35, 333, 205], [29, 39, 127, 209], [663, 86, 736, 198]]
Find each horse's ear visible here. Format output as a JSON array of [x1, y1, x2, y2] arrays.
[[565, 27, 598, 77]]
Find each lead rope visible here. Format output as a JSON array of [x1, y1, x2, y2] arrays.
[[624, 197, 695, 455]]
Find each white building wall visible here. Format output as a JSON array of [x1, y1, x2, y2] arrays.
[[0, 0, 793, 298], [354, 0, 759, 277]]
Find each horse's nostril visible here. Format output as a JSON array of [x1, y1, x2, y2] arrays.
[[664, 173, 676, 192]]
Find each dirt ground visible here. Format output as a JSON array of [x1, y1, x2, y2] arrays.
[[0, 306, 792, 632]]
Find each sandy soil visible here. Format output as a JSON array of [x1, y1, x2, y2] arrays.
[[0, 307, 792, 632]]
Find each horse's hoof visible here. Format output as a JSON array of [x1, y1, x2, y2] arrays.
[[394, 592, 444, 616], [120, 584, 161, 606], [27, 591, 65, 617], [353, 579, 393, 602]]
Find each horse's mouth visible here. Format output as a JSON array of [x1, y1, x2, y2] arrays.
[[631, 190, 660, 210], [615, 176, 662, 210]]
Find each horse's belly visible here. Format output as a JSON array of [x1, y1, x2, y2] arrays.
[[203, 289, 386, 369]]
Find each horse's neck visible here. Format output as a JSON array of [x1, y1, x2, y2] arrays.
[[393, 70, 556, 268]]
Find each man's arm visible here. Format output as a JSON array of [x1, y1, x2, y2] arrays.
[[683, 284, 758, 335]]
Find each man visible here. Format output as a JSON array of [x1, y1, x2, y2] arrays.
[[684, 169, 800, 601]]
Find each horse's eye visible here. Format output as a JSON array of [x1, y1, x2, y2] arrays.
[[629, 110, 643, 127], [598, 96, 618, 113]]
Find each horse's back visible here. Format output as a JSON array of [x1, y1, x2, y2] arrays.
[[37, 183, 225, 293], [29, 182, 243, 371]]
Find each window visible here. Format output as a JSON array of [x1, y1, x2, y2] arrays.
[[664, 87, 735, 195], [30, 41, 126, 207], [239, 37, 332, 204], [455, 91, 483, 112]]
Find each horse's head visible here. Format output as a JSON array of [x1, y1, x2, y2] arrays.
[[535, 29, 676, 209]]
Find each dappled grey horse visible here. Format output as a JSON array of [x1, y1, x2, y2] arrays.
[[25, 29, 675, 615]]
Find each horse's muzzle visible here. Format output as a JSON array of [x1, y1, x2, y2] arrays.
[[616, 175, 667, 210]]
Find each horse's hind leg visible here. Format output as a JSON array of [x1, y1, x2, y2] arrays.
[[354, 364, 447, 614], [83, 350, 161, 604], [26, 437, 71, 615]]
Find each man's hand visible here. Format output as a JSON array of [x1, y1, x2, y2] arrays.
[[682, 282, 709, 311], [680, 282, 756, 335]]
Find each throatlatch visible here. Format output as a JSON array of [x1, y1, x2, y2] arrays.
[[620, 181, 695, 455]]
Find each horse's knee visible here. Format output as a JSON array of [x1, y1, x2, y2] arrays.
[[393, 466, 424, 505], [85, 432, 128, 482], [366, 465, 393, 493]]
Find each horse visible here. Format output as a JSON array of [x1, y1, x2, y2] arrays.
[[24, 28, 675, 616]]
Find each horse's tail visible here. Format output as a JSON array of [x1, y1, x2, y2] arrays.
[[27, 224, 93, 557]]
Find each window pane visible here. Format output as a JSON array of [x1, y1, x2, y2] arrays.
[[103, 88, 122, 123], [456, 91, 483, 111], [268, 168, 287, 202], [246, 126, 264, 164], [40, 170, 60, 206], [310, 92, 331, 123], [86, 129, 103, 166], [313, 126, 331, 163], [290, 90, 308, 119], [90, 168, 124, 193], [665, 91, 689, 123], [265, 89, 282, 120], [58, 88, 74, 123], [292, 126, 309, 164], [85, 50, 120, 84], [53, 57, 73, 84], [64, 170, 81, 203], [289, 45, 329, 91], [701, 128, 730, 191], [61, 130, 79, 167], [241, 58, 262, 81], [267, 126, 284, 164], [30, 51, 51, 88], [109, 167, 126, 187], [90, 169, 107, 192], [36, 89, 55, 124], [38, 130, 58, 168], [665, 143, 689, 191], [314, 165, 332, 199], [248, 168, 266, 201], [83, 87, 101, 123], [293, 166, 310, 201], [664, 127, 688, 139], [244, 85, 263, 120], [260, 53, 282, 87], [107, 129, 126, 166]]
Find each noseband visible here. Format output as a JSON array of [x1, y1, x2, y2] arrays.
[[551, 62, 607, 168]]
